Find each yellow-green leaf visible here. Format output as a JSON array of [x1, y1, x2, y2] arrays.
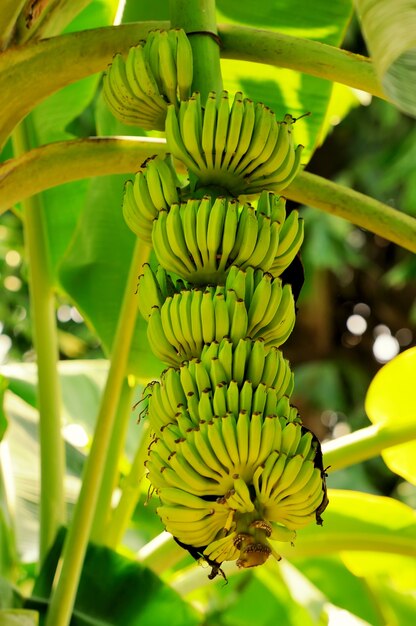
[[365, 347, 416, 484], [355, 0, 416, 118]]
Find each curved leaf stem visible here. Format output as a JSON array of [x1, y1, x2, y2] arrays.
[[219, 23, 384, 99], [136, 531, 187, 575], [2, 137, 416, 253], [45, 239, 150, 626], [0, 137, 167, 214], [0, 22, 382, 150], [323, 420, 416, 473], [285, 170, 416, 253], [170, 525, 416, 596], [12, 121, 66, 563]]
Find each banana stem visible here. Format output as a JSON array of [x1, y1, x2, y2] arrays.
[[13, 0, 91, 45], [0, 137, 168, 215], [90, 376, 136, 544], [0, 0, 26, 50], [45, 239, 150, 626], [103, 420, 150, 549], [169, 0, 223, 98], [11, 120, 66, 564], [136, 531, 188, 575], [323, 420, 416, 472], [285, 170, 416, 253], [0, 20, 384, 152], [219, 23, 384, 100]]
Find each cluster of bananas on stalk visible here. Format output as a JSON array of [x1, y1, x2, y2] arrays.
[[103, 29, 193, 130], [106, 28, 328, 577], [166, 91, 304, 195], [124, 165, 304, 282], [138, 264, 295, 365]]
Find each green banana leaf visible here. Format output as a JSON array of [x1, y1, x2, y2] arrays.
[[355, 0, 416, 117], [275, 489, 416, 558], [263, 560, 374, 626], [28, 529, 199, 626], [210, 570, 317, 626], [293, 554, 385, 626], [0, 360, 150, 562], [365, 346, 416, 485]]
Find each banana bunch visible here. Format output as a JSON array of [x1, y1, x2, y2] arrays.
[[146, 408, 325, 561], [103, 29, 193, 131], [139, 276, 295, 366], [125, 168, 303, 281], [112, 28, 327, 576], [256, 191, 304, 278], [151, 194, 302, 283], [123, 155, 181, 244], [146, 342, 294, 433], [166, 90, 303, 196]]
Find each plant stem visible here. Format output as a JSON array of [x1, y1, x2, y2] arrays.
[[12, 121, 66, 563], [14, 0, 91, 45], [90, 376, 135, 543], [136, 531, 187, 575], [0, 137, 167, 214], [0, 0, 26, 50], [279, 530, 416, 560], [169, 0, 223, 98], [104, 420, 150, 549], [3, 140, 416, 254], [285, 170, 416, 253], [219, 24, 384, 99], [0, 441, 18, 578], [45, 239, 150, 626], [323, 420, 416, 472], [169, 502, 416, 596]]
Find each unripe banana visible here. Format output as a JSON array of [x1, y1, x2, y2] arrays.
[[104, 30, 193, 131], [123, 156, 180, 242], [204, 533, 239, 564], [146, 388, 328, 572], [136, 263, 164, 318], [164, 90, 302, 195], [151, 195, 289, 283], [270, 213, 305, 278]]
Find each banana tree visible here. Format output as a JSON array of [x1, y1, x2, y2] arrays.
[[0, 1, 415, 625]]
